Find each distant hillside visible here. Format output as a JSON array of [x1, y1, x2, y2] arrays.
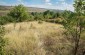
[[0, 5, 63, 16], [0, 5, 47, 12]]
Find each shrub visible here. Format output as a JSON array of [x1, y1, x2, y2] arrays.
[[27, 15, 34, 21], [0, 25, 6, 55], [0, 16, 14, 25], [8, 4, 28, 22]]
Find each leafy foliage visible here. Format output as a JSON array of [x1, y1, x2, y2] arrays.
[[0, 16, 14, 25], [62, 0, 85, 55], [74, 0, 85, 15], [0, 25, 6, 55], [8, 4, 28, 22]]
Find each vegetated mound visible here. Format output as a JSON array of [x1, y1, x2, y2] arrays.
[[4, 21, 73, 55]]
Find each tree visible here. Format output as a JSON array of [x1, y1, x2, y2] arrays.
[[8, 4, 28, 22], [43, 10, 52, 19], [73, 0, 85, 55], [61, 10, 72, 19], [53, 12, 60, 18], [74, 0, 85, 15], [63, 0, 85, 55]]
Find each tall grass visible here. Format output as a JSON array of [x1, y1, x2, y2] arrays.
[[4, 21, 72, 55]]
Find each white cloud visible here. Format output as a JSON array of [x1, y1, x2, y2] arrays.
[[59, 2, 74, 11], [44, 0, 52, 6], [26, 3, 74, 11], [46, 2, 52, 5], [19, 0, 74, 11], [45, 0, 51, 2], [0, 0, 74, 11], [59, 0, 65, 2]]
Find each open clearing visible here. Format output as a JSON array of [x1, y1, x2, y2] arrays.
[[4, 21, 71, 55]]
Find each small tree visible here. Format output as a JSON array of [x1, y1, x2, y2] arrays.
[[63, 0, 85, 55], [8, 4, 28, 22]]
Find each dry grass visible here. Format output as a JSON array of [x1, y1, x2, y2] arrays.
[[4, 21, 71, 55]]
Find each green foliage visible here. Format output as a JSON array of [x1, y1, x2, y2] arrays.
[[0, 25, 6, 55], [31, 12, 44, 21], [61, 10, 72, 18], [74, 0, 85, 29], [0, 5, 63, 24], [0, 16, 14, 25], [73, 0, 85, 32], [62, 0, 85, 55], [8, 4, 28, 22], [34, 13, 42, 20], [53, 12, 60, 18], [43, 10, 53, 19], [28, 15, 34, 21], [63, 13, 77, 36], [74, 0, 85, 15]]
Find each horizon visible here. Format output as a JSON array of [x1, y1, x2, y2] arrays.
[[0, 0, 74, 11]]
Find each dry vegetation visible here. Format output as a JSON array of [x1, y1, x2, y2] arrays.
[[3, 21, 72, 55]]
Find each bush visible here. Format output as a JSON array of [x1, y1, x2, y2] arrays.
[[0, 16, 14, 25], [27, 15, 34, 21], [0, 25, 7, 55], [8, 4, 29, 22]]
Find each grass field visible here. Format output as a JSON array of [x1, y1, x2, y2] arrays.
[[3, 21, 73, 55]]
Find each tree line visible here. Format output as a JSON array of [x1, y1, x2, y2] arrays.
[[0, 4, 74, 25]]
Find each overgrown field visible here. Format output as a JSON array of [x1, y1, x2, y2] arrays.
[[3, 21, 74, 55], [0, 0, 84, 55]]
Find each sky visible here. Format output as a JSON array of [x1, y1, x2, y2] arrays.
[[0, 0, 74, 11]]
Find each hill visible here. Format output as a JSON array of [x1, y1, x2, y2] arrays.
[[0, 5, 63, 16], [0, 5, 47, 12]]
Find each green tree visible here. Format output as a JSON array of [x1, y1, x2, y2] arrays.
[[8, 4, 28, 22], [33, 12, 44, 21], [74, 0, 85, 15], [73, 0, 85, 55], [61, 10, 72, 19], [53, 12, 60, 18], [43, 10, 52, 19], [63, 0, 85, 55]]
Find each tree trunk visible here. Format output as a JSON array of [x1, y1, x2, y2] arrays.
[[74, 20, 81, 55]]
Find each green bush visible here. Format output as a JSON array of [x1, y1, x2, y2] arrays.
[[0, 16, 14, 25], [0, 25, 6, 55], [27, 15, 34, 21], [8, 4, 29, 22]]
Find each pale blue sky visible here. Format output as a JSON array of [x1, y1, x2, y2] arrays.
[[0, 0, 74, 11]]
